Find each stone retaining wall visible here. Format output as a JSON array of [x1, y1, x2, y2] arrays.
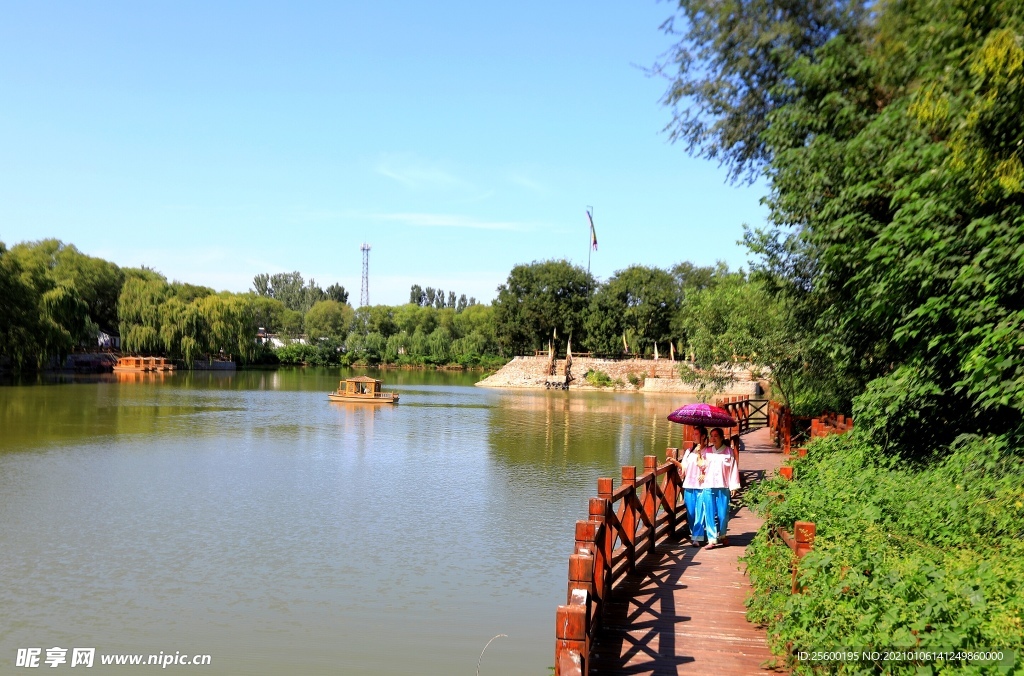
[[476, 355, 762, 395]]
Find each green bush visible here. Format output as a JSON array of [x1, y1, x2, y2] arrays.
[[273, 340, 342, 366], [585, 369, 614, 387], [743, 432, 1024, 673], [626, 371, 644, 388]]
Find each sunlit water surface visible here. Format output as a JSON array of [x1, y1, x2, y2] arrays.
[[0, 368, 695, 675]]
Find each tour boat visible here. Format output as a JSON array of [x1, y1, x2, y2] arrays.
[[112, 356, 177, 373], [328, 376, 400, 404]]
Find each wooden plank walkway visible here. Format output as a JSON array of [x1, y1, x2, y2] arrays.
[[589, 426, 783, 675]]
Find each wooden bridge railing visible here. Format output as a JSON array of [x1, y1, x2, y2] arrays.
[[771, 411, 856, 596], [777, 521, 816, 593], [555, 450, 687, 676], [810, 412, 854, 438], [714, 395, 770, 434], [768, 403, 854, 454]]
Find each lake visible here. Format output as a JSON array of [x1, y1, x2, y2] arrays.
[[0, 368, 694, 675]]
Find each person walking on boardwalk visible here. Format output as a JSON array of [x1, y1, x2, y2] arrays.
[[668, 426, 710, 548], [698, 427, 741, 548]]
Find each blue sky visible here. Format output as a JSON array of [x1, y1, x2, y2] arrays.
[[0, 1, 768, 306]]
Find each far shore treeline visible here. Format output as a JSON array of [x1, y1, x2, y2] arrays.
[[0, 239, 776, 377]]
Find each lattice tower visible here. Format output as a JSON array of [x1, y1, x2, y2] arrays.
[[360, 243, 371, 306]]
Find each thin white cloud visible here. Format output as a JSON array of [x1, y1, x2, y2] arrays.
[[508, 172, 548, 194], [374, 153, 472, 191], [286, 208, 527, 231], [367, 212, 531, 232]]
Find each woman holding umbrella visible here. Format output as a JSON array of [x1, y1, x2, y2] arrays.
[[666, 404, 741, 547], [700, 427, 741, 548], [667, 426, 710, 547]]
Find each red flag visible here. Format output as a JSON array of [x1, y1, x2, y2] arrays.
[[587, 209, 598, 251]]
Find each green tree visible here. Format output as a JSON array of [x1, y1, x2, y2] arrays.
[[9, 239, 125, 335], [325, 283, 349, 305], [119, 275, 171, 353], [280, 309, 304, 336], [584, 265, 679, 355], [0, 243, 42, 369], [393, 303, 437, 336], [664, 0, 1024, 451], [493, 260, 594, 355], [252, 271, 325, 313], [655, 0, 865, 182], [352, 305, 397, 337], [305, 300, 353, 341]]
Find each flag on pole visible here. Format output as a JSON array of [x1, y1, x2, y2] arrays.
[[587, 209, 598, 251]]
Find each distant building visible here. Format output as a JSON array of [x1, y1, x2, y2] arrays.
[[97, 328, 120, 349], [256, 329, 304, 349]]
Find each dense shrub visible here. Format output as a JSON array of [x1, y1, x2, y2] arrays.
[[744, 432, 1024, 673]]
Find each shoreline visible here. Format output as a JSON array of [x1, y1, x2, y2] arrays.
[[475, 355, 764, 395]]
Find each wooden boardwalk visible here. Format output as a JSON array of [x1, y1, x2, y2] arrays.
[[589, 426, 783, 675]]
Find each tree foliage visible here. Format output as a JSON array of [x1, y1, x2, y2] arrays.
[[662, 0, 1024, 450], [654, 0, 865, 182], [661, 0, 1024, 664], [304, 300, 353, 341], [585, 265, 679, 355], [252, 271, 334, 314], [492, 260, 595, 355]]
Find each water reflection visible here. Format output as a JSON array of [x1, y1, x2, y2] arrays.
[[0, 371, 695, 675]]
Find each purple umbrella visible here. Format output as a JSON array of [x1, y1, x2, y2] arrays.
[[666, 403, 736, 428]]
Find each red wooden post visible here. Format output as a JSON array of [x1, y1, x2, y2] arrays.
[[643, 455, 658, 554], [783, 408, 792, 454], [790, 521, 816, 593], [589, 497, 612, 607], [797, 447, 807, 458], [567, 550, 595, 604], [574, 519, 600, 613], [664, 448, 679, 534], [555, 599, 587, 676], [780, 466, 794, 480], [621, 465, 637, 573], [795, 521, 816, 557]]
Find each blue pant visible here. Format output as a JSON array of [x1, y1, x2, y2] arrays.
[[700, 485, 733, 544], [683, 488, 702, 540]]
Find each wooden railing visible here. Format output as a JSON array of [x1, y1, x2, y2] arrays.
[[811, 412, 854, 438], [768, 404, 854, 454], [771, 410, 852, 595], [777, 521, 816, 593], [714, 395, 770, 434], [555, 450, 687, 676]]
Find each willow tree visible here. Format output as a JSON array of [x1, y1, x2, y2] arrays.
[[158, 297, 207, 365], [195, 294, 261, 363], [118, 276, 170, 354], [0, 243, 41, 369], [8, 239, 124, 331]]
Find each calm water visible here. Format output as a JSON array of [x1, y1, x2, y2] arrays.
[[0, 369, 694, 675]]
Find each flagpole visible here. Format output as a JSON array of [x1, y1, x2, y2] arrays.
[[586, 206, 593, 278]]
